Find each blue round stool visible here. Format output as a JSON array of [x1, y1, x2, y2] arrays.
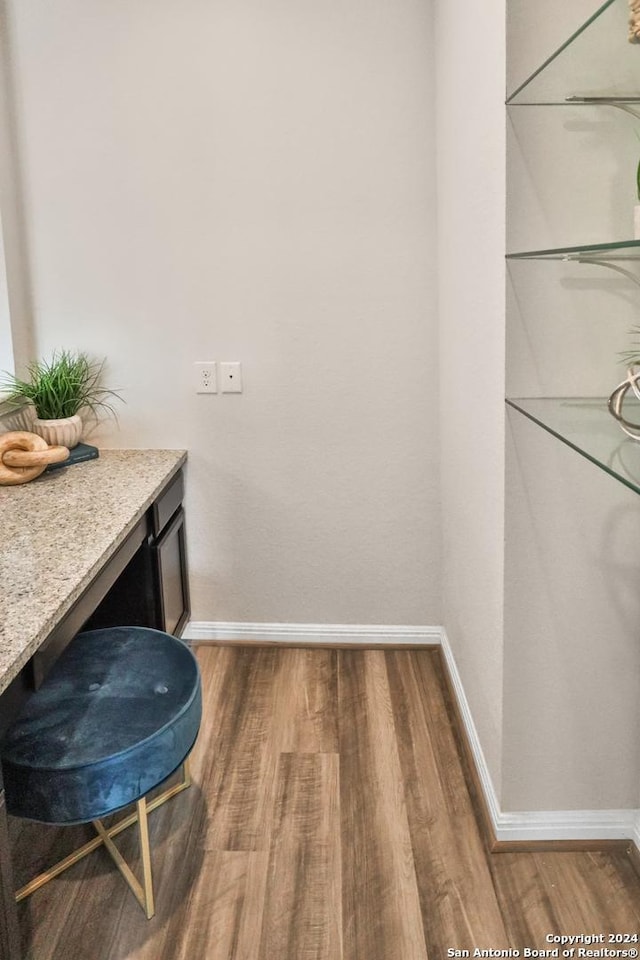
[[1, 626, 202, 918]]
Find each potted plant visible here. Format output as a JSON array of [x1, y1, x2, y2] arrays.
[[1, 350, 121, 448]]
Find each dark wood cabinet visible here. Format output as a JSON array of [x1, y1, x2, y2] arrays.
[[82, 469, 190, 638], [152, 506, 190, 636], [0, 772, 20, 960]]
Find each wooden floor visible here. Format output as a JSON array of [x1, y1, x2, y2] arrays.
[[9, 647, 640, 959]]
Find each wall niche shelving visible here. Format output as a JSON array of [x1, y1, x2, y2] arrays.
[[506, 0, 640, 493]]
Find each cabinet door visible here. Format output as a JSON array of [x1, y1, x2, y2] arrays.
[[152, 507, 190, 637]]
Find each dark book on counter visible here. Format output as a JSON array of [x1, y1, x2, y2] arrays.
[[46, 442, 99, 472]]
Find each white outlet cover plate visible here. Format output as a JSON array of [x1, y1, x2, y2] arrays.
[[194, 361, 217, 393]]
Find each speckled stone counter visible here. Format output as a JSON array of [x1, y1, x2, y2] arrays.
[[0, 449, 186, 695]]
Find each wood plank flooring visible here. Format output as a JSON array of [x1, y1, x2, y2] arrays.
[[8, 647, 640, 959]]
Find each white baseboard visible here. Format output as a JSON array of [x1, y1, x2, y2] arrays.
[[183, 621, 441, 645], [438, 627, 503, 830], [494, 809, 637, 842], [633, 811, 640, 852], [184, 619, 639, 849], [440, 628, 639, 846]]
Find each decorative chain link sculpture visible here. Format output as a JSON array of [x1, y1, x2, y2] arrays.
[[0, 431, 69, 485], [608, 365, 640, 439]]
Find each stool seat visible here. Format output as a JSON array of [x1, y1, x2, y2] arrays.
[[1, 626, 202, 825]]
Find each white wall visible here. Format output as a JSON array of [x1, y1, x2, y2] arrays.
[[435, 0, 507, 797], [504, 411, 640, 810], [0, 210, 14, 374], [4, 0, 441, 625], [0, 6, 33, 374]]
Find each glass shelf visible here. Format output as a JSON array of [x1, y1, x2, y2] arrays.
[[506, 397, 640, 496], [507, 240, 640, 262], [507, 0, 640, 106]]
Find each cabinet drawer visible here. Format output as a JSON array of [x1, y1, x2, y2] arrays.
[[152, 470, 184, 536]]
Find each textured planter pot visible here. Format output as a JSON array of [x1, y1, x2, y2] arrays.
[[634, 204, 640, 240], [0, 402, 35, 433], [32, 414, 82, 449]]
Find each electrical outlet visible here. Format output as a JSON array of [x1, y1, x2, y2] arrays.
[[220, 362, 242, 393], [194, 361, 217, 394]]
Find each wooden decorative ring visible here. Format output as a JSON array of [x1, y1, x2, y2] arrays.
[[0, 432, 70, 485], [3, 446, 70, 467]]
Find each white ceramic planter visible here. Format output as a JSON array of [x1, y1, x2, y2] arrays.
[[634, 204, 640, 240], [0, 402, 35, 433], [32, 414, 83, 449]]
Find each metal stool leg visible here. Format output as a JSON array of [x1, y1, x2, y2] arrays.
[[136, 797, 155, 919], [15, 761, 192, 914], [93, 799, 155, 919]]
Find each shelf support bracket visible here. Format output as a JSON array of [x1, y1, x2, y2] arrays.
[[565, 96, 640, 120], [564, 257, 640, 287]]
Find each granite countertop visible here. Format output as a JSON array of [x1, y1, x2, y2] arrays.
[[0, 449, 187, 695]]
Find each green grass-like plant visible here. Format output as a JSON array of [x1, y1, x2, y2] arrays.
[[1, 350, 122, 420], [619, 325, 640, 368]]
